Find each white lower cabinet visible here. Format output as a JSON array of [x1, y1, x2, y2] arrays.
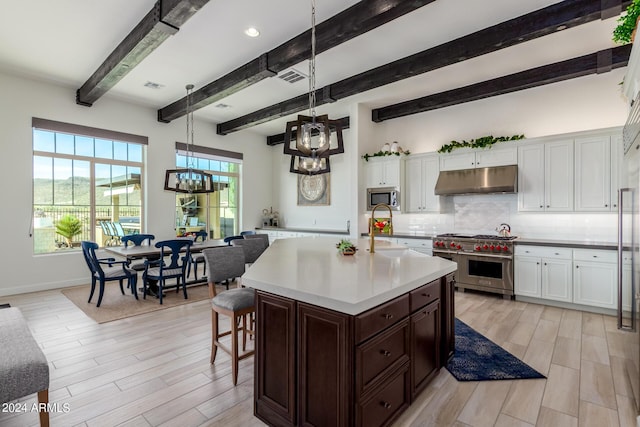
[[394, 237, 433, 255], [573, 249, 617, 309], [514, 246, 572, 302]]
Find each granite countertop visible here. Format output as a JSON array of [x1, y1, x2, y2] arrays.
[[242, 237, 456, 316]]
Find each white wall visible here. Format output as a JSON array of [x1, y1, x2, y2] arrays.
[[0, 70, 272, 296]]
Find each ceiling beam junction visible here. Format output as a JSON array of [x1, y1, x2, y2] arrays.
[[156, 0, 436, 123], [218, 0, 628, 136], [76, 0, 210, 107], [371, 45, 631, 123]]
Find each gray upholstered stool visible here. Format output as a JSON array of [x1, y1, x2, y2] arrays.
[[202, 246, 255, 385], [0, 307, 50, 426]]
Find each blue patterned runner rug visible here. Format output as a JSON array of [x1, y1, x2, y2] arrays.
[[446, 318, 546, 381]]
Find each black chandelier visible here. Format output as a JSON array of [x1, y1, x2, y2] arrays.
[[283, 0, 344, 175]]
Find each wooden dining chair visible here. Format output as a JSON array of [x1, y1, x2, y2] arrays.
[[201, 246, 255, 386], [142, 239, 193, 304], [81, 241, 138, 307]]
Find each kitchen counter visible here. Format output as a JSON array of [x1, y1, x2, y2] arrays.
[[242, 237, 456, 315], [256, 226, 349, 235], [514, 238, 617, 251]]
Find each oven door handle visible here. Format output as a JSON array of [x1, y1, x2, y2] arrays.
[[461, 253, 513, 260]]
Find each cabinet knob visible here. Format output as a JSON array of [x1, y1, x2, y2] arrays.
[[380, 350, 392, 357], [547, 205, 550, 208], [382, 314, 394, 320], [381, 401, 392, 409], [605, 204, 608, 207], [576, 265, 579, 269], [537, 262, 540, 265], [540, 205, 544, 208]]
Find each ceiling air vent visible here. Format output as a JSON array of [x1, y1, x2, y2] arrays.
[[277, 68, 307, 84]]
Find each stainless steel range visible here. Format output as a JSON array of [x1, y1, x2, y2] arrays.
[[432, 233, 517, 298]]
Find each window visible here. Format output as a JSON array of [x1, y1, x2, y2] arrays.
[[174, 144, 241, 239], [32, 118, 146, 254]]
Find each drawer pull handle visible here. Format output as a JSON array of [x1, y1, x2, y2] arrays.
[[421, 293, 430, 298], [381, 401, 392, 409], [380, 349, 392, 357], [382, 314, 394, 320]]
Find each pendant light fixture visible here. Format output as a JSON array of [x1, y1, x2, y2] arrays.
[[283, 0, 344, 175], [164, 84, 217, 194]]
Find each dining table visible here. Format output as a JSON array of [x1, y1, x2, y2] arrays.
[[103, 237, 228, 285]]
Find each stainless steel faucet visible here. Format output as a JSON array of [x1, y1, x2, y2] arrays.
[[369, 203, 393, 253]]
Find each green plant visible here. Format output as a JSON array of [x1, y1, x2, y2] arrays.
[[362, 150, 411, 161], [437, 135, 525, 154], [55, 215, 83, 247], [336, 239, 356, 253], [613, 0, 640, 45]]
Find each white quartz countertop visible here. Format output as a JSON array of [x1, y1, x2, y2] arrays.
[[242, 237, 457, 316]]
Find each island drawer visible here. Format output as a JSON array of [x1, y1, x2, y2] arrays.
[[410, 279, 440, 312], [355, 294, 410, 343], [356, 319, 409, 396], [356, 363, 410, 427]]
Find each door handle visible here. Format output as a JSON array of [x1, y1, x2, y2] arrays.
[[618, 188, 636, 331]]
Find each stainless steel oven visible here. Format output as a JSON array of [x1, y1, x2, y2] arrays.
[[433, 233, 515, 298]]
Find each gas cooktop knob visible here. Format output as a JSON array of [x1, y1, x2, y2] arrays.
[[450, 242, 456, 247], [495, 246, 502, 251], [483, 244, 488, 250], [475, 245, 481, 251], [456, 244, 462, 250], [503, 245, 509, 251], [489, 245, 495, 250]]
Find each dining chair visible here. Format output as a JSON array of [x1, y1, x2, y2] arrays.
[[243, 233, 269, 249], [142, 239, 193, 304], [223, 235, 243, 245], [231, 238, 268, 264], [121, 233, 155, 271], [187, 230, 208, 280], [81, 241, 138, 307], [239, 230, 256, 236], [201, 246, 255, 386]]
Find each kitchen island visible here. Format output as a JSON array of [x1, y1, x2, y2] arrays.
[[242, 237, 457, 427]]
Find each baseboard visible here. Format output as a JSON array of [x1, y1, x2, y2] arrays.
[[0, 279, 88, 297]]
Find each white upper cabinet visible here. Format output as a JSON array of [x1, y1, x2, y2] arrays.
[[574, 136, 612, 211], [518, 140, 573, 212], [405, 154, 439, 213], [365, 157, 402, 188], [439, 147, 516, 171]]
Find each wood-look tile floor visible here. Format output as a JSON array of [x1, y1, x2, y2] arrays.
[[0, 288, 637, 427]]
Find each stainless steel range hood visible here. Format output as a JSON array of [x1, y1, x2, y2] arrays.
[[434, 164, 517, 195]]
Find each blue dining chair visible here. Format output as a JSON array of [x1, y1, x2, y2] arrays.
[[121, 234, 156, 271], [187, 230, 208, 280], [142, 239, 193, 304], [81, 241, 138, 307], [223, 235, 243, 245], [239, 230, 256, 236]]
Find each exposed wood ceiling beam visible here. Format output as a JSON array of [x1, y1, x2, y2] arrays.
[[156, 0, 436, 123], [76, 0, 210, 107], [371, 45, 631, 123], [219, 0, 627, 136], [267, 117, 350, 146]]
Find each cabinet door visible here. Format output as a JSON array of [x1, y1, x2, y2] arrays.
[[573, 261, 617, 309], [517, 144, 545, 211], [545, 141, 574, 211], [383, 158, 401, 187], [366, 159, 385, 187], [611, 133, 622, 211], [298, 303, 352, 427], [514, 256, 541, 297], [422, 155, 440, 212], [541, 258, 573, 302], [404, 157, 424, 213], [439, 152, 476, 171], [255, 292, 297, 426], [475, 147, 517, 168], [410, 300, 440, 399], [575, 136, 611, 211], [441, 274, 455, 364]]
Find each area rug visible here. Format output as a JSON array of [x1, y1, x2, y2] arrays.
[[61, 282, 212, 324], [446, 318, 546, 381]]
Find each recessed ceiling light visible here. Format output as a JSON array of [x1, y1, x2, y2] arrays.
[[244, 27, 260, 38]]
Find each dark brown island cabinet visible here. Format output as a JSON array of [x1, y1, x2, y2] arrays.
[[254, 272, 456, 427]]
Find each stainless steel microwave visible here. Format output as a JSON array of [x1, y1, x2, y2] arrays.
[[367, 187, 400, 211]]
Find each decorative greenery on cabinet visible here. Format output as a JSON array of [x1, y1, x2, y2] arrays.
[[362, 150, 410, 161], [437, 135, 525, 154], [613, 0, 640, 45]]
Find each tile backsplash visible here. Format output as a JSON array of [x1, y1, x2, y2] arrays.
[[390, 194, 617, 242]]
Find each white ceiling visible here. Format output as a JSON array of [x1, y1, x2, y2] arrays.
[[0, 0, 622, 137]]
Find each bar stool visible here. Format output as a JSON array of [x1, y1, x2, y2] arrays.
[[201, 246, 255, 385]]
